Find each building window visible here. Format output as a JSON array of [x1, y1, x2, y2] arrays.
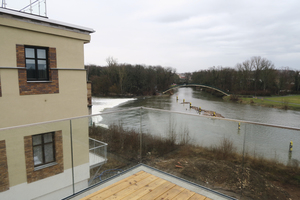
[[17, 44, 59, 95], [24, 131, 63, 183], [32, 132, 55, 167], [25, 46, 49, 81]]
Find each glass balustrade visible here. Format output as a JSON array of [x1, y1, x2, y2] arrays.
[[0, 107, 299, 200]]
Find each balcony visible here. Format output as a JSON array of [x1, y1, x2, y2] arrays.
[[89, 138, 107, 169]]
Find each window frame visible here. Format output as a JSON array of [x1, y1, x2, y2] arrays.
[[24, 45, 49, 81], [32, 132, 56, 168]]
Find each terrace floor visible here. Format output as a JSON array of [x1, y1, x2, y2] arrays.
[[69, 165, 234, 200]]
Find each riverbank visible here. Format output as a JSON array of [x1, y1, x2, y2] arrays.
[[89, 124, 300, 200], [224, 95, 300, 111]]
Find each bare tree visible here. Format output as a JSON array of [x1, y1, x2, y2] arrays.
[[260, 58, 275, 91], [236, 60, 253, 91], [251, 56, 263, 95], [278, 67, 294, 93], [118, 64, 126, 94], [184, 72, 192, 84], [106, 56, 118, 67], [294, 71, 300, 92]]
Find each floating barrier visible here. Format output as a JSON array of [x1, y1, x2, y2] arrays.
[[290, 141, 293, 152]]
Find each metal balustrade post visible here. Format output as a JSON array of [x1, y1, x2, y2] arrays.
[[240, 123, 247, 199], [140, 107, 143, 163], [69, 120, 75, 194], [93, 140, 95, 160], [105, 145, 107, 161]]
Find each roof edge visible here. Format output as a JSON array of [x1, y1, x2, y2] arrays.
[[0, 7, 95, 33]]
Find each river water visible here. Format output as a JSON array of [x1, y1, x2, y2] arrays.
[[91, 87, 300, 164]]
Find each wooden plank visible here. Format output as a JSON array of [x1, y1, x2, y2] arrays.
[[81, 171, 213, 200], [89, 172, 152, 200], [103, 175, 159, 200], [81, 171, 149, 200], [188, 193, 207, 200], [138, 181, 176, 200], [172, 188, 195, 200], [154, 185, 185, 200], [121, 178, 167, 200]]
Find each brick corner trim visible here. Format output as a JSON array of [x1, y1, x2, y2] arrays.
[[16, 45, 59, 95], [0, 140, 9, 192], [0, 75, 2, 97], [24, 131, 64, 183]]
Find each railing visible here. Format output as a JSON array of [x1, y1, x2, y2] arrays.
[[89, 138, 107, 169], [19, 0, 47, 17], [0, 107, 299, 200], [162, 84, 230, 96]]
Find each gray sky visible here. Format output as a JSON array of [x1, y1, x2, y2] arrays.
[[6, 0, 300, 73]]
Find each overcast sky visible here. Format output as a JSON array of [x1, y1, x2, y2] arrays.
[[6, 0, 300, 73]]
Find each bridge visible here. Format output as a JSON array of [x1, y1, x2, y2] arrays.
[[162, 84, 230, 96]]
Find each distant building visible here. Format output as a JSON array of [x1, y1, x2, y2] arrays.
[[177, 73, 191, 84], [0, 7, 94, 199], [177, 73, 186, 80]]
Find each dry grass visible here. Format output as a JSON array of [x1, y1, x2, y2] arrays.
[[210, 137, 237, 160], [229, 95, 240, 102], [281, 98, 290, 110], [90, 124, 300, 189], [89, 123, 179, 160]]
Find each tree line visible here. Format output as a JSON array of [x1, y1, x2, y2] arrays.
[[86, 56, 299, 96], [191, 56, 300, 96], [86, 57, 178, 96]]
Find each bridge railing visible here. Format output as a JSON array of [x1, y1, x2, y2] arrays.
[[162, 83, 230, 96]]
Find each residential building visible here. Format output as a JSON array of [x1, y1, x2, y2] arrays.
[[0, 7, 94, 199]]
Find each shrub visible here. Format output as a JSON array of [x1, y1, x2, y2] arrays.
[[210, 138, 236, 160]]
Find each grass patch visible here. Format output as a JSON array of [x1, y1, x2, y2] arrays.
[[239, 95, 300, 110], [265, 95, 300, 104]]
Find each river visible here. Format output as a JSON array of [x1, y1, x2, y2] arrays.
[[91, 87, 300, 164]]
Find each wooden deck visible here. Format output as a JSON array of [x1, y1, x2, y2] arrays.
[[81, 170, 212, 200]]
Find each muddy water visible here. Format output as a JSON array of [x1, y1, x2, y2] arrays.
[[92, 88, 300, 164]]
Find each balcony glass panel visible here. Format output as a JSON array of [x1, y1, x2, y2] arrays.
[[1, 107, 299, 200]]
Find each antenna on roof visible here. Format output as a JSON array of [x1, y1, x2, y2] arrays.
[[19, 0, 47, 17], [1, 0, 7, 8]]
